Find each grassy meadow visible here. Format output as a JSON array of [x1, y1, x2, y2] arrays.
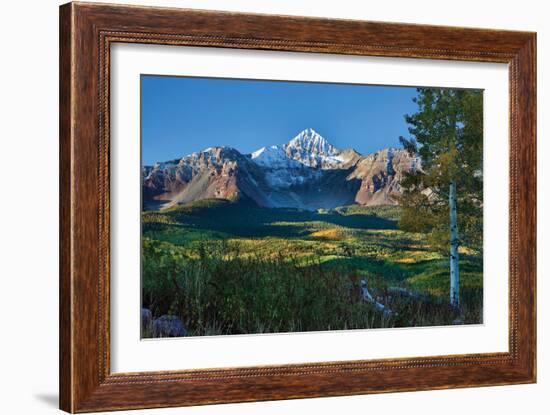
[[141, 199, 483, 337]]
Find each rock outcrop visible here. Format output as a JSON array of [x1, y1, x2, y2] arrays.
[[152, 315, 188, 338]]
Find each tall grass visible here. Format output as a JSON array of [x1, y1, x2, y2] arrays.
[[142, 238, 482, 337]]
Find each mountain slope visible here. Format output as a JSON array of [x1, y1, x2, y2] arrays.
[[348, 148, 420, 205]]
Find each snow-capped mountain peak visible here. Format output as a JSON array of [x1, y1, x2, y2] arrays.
[[285, 128, 336, 156], [282, 128, 348, 169], [249, 128, 359, 170]]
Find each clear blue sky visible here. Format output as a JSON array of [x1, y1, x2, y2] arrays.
[[141, 75, 419, 165]]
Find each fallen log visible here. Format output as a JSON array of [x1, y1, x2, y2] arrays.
[[384, 287, 430, 302], [360, 279, 393, 317]]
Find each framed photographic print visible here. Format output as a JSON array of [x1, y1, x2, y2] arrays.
[[59, 2, 536, 412]]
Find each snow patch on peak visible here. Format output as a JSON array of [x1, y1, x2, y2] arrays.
[[151, 160, 178, 171], [251, 145, 280, 160], [251, 145, 302, 168]]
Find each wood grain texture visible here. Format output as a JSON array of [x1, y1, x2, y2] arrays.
[[59, 2, 537, 412], [59, 3, 73, 411]]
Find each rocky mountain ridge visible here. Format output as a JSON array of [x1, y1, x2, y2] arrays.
[[142, 128, 420, 211]]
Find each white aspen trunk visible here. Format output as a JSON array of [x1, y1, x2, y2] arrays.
[[449, 180, 460, 309]]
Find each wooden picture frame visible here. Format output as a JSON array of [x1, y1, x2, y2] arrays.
[[59, 2, 536, 412]]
